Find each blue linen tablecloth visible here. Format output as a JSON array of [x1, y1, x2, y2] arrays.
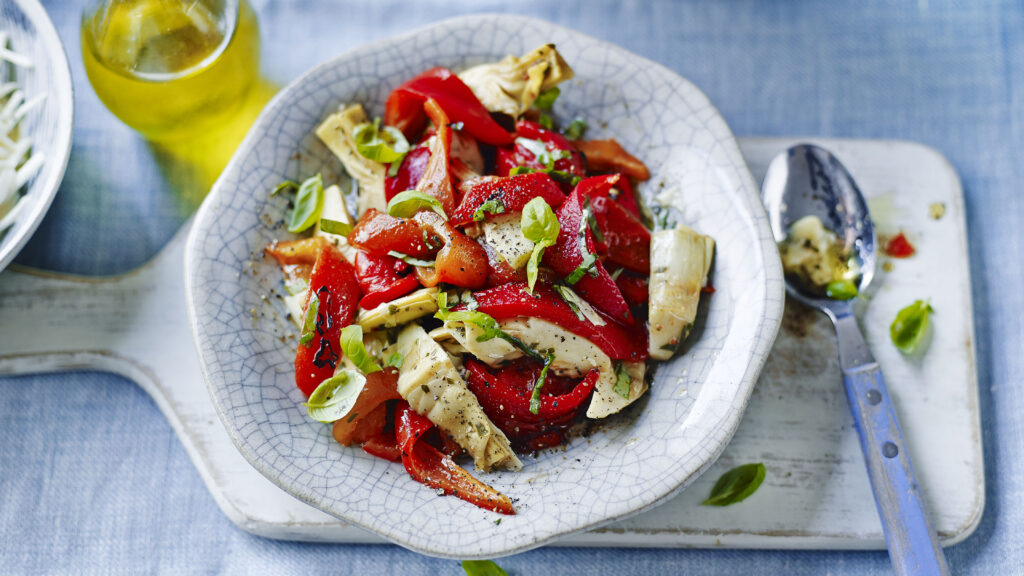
[[2, 0, 1022, 573]]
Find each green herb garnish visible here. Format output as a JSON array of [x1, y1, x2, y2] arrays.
[[890, 299, 933, 354], [353, 118, 410, 164], [387, 190, 446, 219], [538, 112, 553, 130], [435, 292, 546, 363], [386, 353, 404, 368], [287, 173, 325, 233], [319, 217, 352, 236], [825, 280, 858, 300], [534, 86, 560, 110], [566, 200, 600, 284], [473, 198, 506, 222], [702, 463, 766, 506], [461, 560, 508, 576], [271, 180, 298, 197], [299, 294, 320, 347], [509, 165, 581, 187], [612, 361, 631, 399], [520, 197, 561, 292], [387, 250, 435, 268], [303, 370, 367, 423], [529, 354, 556, 415], [339, 325, 381, 374], [564, 118, 588, 140]]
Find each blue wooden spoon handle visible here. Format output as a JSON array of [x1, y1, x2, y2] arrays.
[[834, 311, 950, 575]]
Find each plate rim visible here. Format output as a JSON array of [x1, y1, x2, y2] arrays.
[[186, 12, 785, 558]]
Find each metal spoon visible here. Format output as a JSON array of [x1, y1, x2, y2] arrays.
[[762, 144, 949, 575]]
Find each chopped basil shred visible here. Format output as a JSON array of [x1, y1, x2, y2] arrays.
[[612, 361, 631, 399], [529, 354, 556, 415], [554, 285, 584, 320], [352, 118, 410, 164], [386, 353, 404, 368], [826, 280, 858, 300], [520, 197, 560, 292], [387, 250, 435, 268], [287, 173, 325, 233], [702, 463, 767, 506], [271, 180, 298, 196], [534, 86, 560, 110], [387, 190, 447, 219], [473, 198, 506, 222], [303, 370, 367, 423], [509, 164, 581, 187], [319, 217, 352, 236], [564, 118, 588, 140], [566, 200, 600, 284], [890, 299, 933, 354], [299, 294, 320, 347], [538, 112, 553, 130], [461, 560, 508, 576], [339, 324, 381, 374]]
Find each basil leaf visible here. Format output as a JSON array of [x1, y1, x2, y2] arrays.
[[702, 463, 766, 506], [564, 118, 588, 140], [299, 294, 319, 348], [271, 180, 298, 196], [534, 86, 560, 110], [612, 361, 631, 399], [387, 190, 447, 219], [387, 250, 436, 268], [521, 197, 561, 293], [538, 112, 553, 130], [319, 217, 352, 236], [529, 354, 556, 415], [473, 198, 506, 222], [826, 280, 858, 300], [339, 325, 381, 374], [353, 119, 410, 164], [287, 174, 325, 233], [436, 294, 546, 362], [890, 299, 933, 354], [510, 165, 580, 187], [566, 199, 601, 284], [461, 560, 507, 576], [303, 370, 367, 423], [386, 353, 404, 368]]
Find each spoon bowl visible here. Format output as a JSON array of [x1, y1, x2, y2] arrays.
[[762, 144, 876, 312]]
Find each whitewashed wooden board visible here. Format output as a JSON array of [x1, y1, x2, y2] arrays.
[[0, 137, 982, 549]]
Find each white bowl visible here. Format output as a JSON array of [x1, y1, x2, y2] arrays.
[[186, 14, 784, 559], [0, 0, 74, 272]]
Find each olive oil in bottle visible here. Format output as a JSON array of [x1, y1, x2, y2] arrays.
[[81, 0, 260, 141]]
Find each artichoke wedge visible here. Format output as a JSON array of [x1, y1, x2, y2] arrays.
[[396, 324, 522, 472], [648, 226, 715, 360], [315, 104, 386, 216], [458, 44, 574, 117], [357, 287, 439, 331]]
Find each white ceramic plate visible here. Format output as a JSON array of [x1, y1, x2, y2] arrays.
[[186, 14, 784, 559], [0, 0, 74, 272]]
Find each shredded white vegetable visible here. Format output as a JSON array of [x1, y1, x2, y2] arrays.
[[0, 31, 45, 235]]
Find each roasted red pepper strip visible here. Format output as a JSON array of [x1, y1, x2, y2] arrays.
[[465, 358, 599, 452], [396, 403, 515, 515], [384, 67, 514, 146], [572, 138, 650, 181], [362, 430, 401, 462], [412, 211, 489, 289], [614, 271, 649, 306], [450, 172, 566, 226], [577, 176, 651, 274], [352, 250, 419, 311], [385, 145, 431, 202], [495, 120, 585, 183], [543, 188, 633, 322], [265, 237, 325, 289], [294, 244, 361, 396], [413, 99, 457, 214], [470, 282, 648, 361], [347, 208, 439, 259], [333, 368, 402, 445]]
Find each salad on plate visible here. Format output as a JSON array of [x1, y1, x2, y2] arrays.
[[264, 44, 715, 514]]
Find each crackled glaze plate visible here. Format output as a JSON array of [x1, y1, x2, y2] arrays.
[[185, 14, 784, 558], [0, 0, 74, 271]]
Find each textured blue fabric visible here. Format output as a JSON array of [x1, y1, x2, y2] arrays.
[[2, 0, 1021, 573]]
